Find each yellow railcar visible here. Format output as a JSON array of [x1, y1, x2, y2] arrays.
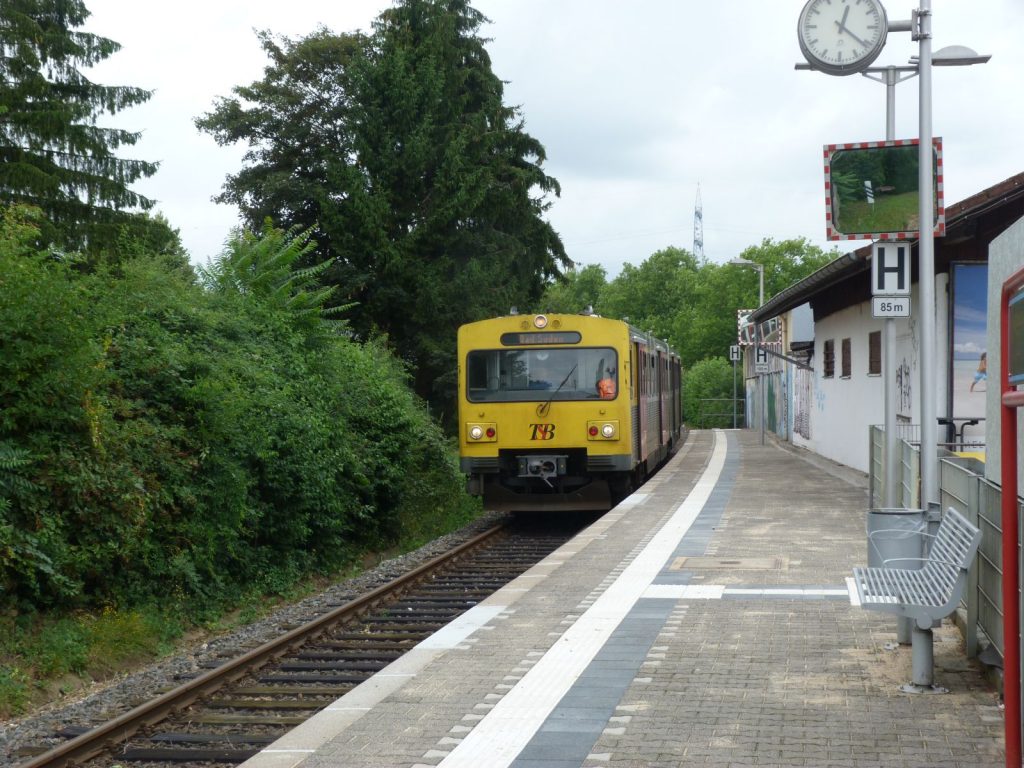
[[458, 312, 683, 513]]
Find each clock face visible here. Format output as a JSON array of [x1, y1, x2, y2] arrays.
[[798, 0, 888, 76]]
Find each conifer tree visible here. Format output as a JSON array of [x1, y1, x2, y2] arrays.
[[0, 0, 158, 252]]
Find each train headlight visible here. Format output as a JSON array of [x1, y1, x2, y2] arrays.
[[586, 420, 618, 441], [466, 423, 497, 442], [533, 314, 548, 329]]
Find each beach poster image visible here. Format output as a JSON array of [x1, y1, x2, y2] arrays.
[[950, 263, 988, 456]]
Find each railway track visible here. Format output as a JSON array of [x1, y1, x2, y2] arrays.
[[14, 516, 590, 767]]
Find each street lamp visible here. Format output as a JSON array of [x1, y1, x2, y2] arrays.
[[856, 47, 986, 515], [730, 257, 766, 445], [922, 44, 991, 67], [859, 45, 988, 649]]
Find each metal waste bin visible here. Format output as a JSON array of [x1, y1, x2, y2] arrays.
[[867, 507, 926, 644], [867, 508, 926, 569]]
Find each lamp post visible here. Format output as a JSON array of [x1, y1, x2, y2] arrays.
[[852, 45, 985, 511], [730, 257, 765, 444], [846, 62, 916, 513], [729, 256, 764, 306], [911, 21, 991, 511]]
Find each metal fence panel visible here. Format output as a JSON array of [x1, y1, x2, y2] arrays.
[[977, 478, 1005, 656], [940, 458, 981, 655], [900, 439, 920, 509], [869, 425, 884, 509]]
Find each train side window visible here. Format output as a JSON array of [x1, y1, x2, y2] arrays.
[[467, 353, 489, 390]]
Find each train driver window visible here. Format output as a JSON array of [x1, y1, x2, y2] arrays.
[[466, 348, 616, 402]]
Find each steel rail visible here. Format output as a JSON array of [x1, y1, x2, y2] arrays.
[[19, 523, 507, 768]]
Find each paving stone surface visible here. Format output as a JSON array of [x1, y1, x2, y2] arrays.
[[250, 430, 1003, 768]]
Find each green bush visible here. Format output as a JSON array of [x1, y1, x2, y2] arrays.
[[0, 209, 477, 615], [682, 357, 741, 429]]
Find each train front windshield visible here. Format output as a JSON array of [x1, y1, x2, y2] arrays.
[[466, 347, 617, 402]]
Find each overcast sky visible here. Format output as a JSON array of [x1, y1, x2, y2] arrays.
[[81, 1, 1024, 277]]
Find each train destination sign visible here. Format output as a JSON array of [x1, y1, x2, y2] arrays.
[[500, 331, 582, 346]]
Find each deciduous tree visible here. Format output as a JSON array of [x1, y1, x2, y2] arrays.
[[197, 0, 568, 413], [538, 264, 608, 315], [541, 238, 834, 369]]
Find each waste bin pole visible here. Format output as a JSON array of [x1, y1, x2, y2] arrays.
[[910, 624, 934, 687]]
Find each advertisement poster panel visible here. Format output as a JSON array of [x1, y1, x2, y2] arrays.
[[950, 262, 988, 454]]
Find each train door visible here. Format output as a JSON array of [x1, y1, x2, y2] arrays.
[[673, 356, 682, 437], [633, 341, 645, 462], [657, 350, 665, 447]]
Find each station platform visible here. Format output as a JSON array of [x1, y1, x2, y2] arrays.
[[243, 429, 1005, 768]]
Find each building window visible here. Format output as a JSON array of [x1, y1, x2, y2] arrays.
[[868, 331, 881, 375], [823, 339, 835, 378], [841, 338, 852, 378]]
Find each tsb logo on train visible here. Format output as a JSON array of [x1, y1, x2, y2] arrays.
[[530, 423, 556, 440]]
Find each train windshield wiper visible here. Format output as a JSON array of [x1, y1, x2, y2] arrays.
[[536, 364, 577, 418]]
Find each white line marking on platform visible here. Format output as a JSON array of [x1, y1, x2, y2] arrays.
[[418, 605, 507, 649], [642, 585, 849, 599], [642, 584, 725, 600], [323, 706, 371, 712], [615, 492, 650, 510], [436, 432, 727, 768], [846, 576, 861, 606], [724, 587, 849, 597]]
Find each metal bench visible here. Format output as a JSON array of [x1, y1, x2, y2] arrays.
[[852, 507, 982, 693]]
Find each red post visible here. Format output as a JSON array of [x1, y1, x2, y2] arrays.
[[1001, 266, 1024, 768]]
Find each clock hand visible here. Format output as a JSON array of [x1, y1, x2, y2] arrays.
[[835, 21, 870, 49], [834, 7, 870, 49]]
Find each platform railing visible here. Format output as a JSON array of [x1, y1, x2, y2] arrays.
[[690, 398, 744, 429]]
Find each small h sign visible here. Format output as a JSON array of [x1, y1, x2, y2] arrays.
[[872, 242, 911, 296], [755, 346, 770, 374]]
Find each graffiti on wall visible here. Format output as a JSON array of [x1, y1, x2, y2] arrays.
[[794, 367, 813, 439], [897, 358, 913, 416]]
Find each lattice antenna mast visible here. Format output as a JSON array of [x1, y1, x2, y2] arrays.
[[693, 183, 705, 261]]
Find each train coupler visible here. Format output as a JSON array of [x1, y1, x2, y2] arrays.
[[516, 455, 568, 486]]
